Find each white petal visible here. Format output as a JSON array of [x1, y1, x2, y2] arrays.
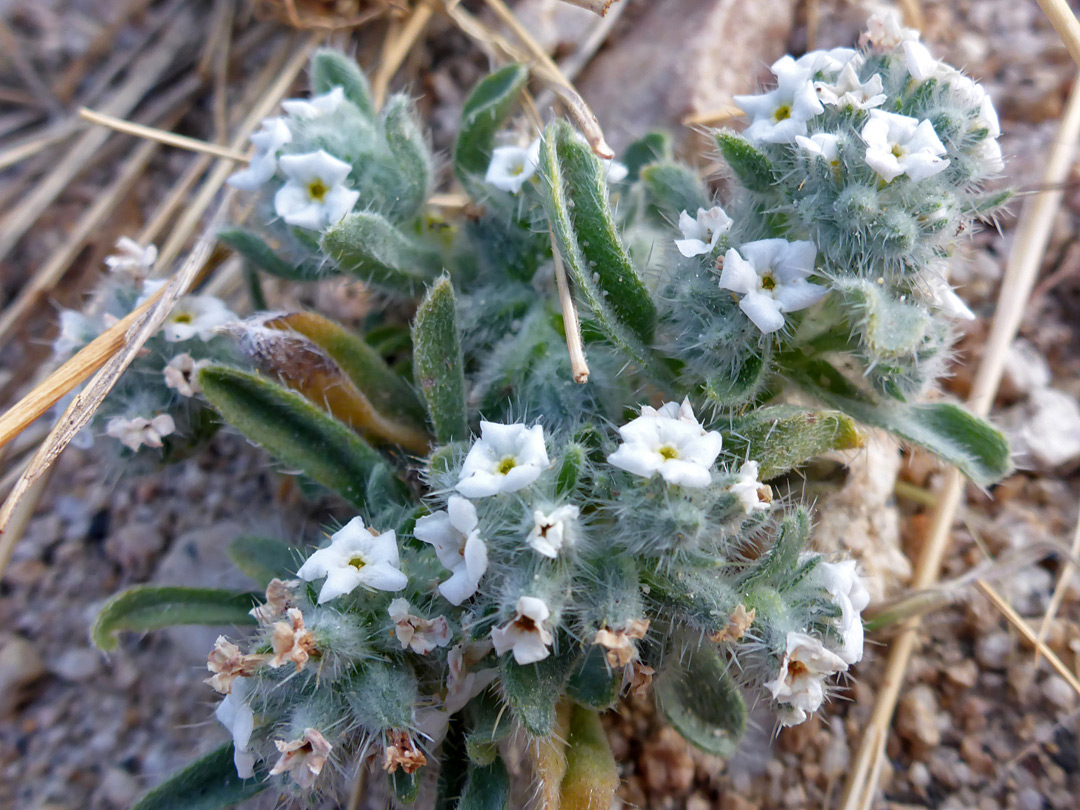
[[775, 279, 828, 312], [606, 444, 661, 479], [739, 292, 787, 334], [719, 249, 760, 295], [675, 238, 711, 258]]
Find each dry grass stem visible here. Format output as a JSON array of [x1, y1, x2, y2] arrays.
[[681, 104, 743, 128], [555, 0, 619, 15], [0, 122, 79, 172], [1034, 509, 1080, 662], [371, 1, 434, 109], [549, 230, 590, 384], [1036, 0, 1080, 65], [839, 73, 1080, 810], [77, 108, 251, 163]]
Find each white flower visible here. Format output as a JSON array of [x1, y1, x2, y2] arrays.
[[971, 136, 1004, 174], [525, 504, 580, 558], [104, 236, 157, 280], [227, 117, 292, 191], [106, 414, 175, 451], [735, 56, 823, 144], [215, 678, 256, 778], [414, 496, 488, 605], [296, 517, 407, 603], [456, 422, 550, 498], [795, 133, 840, 165], [491, 595, 554, 665], [282, 86, 345, 120], [163, 353, 209, 397], [388, 598, 452, 654], [727, 460, 771, 514], [791, 48, 858, 77], [902, 40, 939, 83], [274, 150, 359, 231], [861, 110, 949, 183], [813, 559, 871, 666], [862, 12, 919, 50], [951, 75, 1001, 139], [674, 206, 733, 257], [814, 64, 886, 110], [162, 295, 235, 342], [607, 398, 723, 488], [485, 139, 540, 193], [720, 239, 826, 334], [921, 271, 975, 320], [764, 631, 848, 727], [603, 158, 628, 184]]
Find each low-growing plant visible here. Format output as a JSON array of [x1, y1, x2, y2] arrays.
[[85, 14, 1011, 810]]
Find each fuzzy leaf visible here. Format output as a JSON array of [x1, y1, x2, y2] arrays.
[[131, 743, 265, 810], [310, 48, 375, 118], [217, 227, 330, 281], [702, 353, 772, 410], [740, 508, 812, 590], [566, 645, 622, 710], [969, 187, 1012, 217], [226, 536, 299, 586], [560, 704, 619, 810], [454, 64, 530, 182], [655, 645, 746, 758], [715, 131, 776, 194], [322, 211, 442, 296], [391, 770, 421, 804], [837, 279, 931, 360], [346, 660, 418, 732], [555, 442, 587, 497], [501, 647, 577, 737], [464, 692, 510, 766], [199, 365, 405, 510], [639, 161, 709, 222], [621, 131, 673, 182], [383, 94, 432, 221], [457, 759, 510, 810], [92, 586, 258, 652], [726, 405, 864, 480], [789, 357, 1012, 486], [413, 276, 470, 443]]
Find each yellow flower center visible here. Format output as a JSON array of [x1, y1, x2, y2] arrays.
[[172, 312, 193, 324], [347, 555, 367, 570], [658, 445, 679, 461], [497, 456, 517, 475], [307, 179, 329, 202], [890, 144, 905, 160], [773, 104, 792, 122], [761, 273, 777, 292]]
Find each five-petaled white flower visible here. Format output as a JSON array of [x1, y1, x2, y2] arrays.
[[728, 460, 772, 515], [104, 236, 158, 281], [414, 496, 488, 605], [106, 414, 176, 452], [607, 398, 723, 488], [282, 86, 345, 120], [297, 517, 407, 603], [456, 422, 550, 498], [861, 110, 949, 183], [764, 631, 848, 727], [795, 133, 841, 166], [675, 206, 733, 257], [792, 48, 857, 77], [491, 595, 555, 665], [485, 140, 541, 193], [163, 295, 235, 342], [526, 504, 581, 558], [215, 678, 256, 778], [814, 64, 886, 110], [388, 598, 452, 654], [720, 239, 826, 334], [163, 353, 209, 398], [227, 117, 293, 191], [274, 150, 360, 231], [812, 559, 871, 666], [735, 56, 823, 144]]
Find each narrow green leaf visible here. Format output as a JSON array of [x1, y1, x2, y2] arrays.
[[322, 211, 442, 296], [725, 405, 864, 480], [621, 131, 673, 182], [310, 48, 375, 118], [132, 744, 265, 810], [382, 94, 432, 221], [93, 586, 258, 652], [740, 508, 812, 590], [454, 64, 529, 182], [217, 227, 330, 281], [226, 536, 299, 587], [413, 276, 469, 443], [457, 759, 510, 810], [655, 645, 746, 758], [391, 770, 421, 804], [559, 704, 619, 810], [464, 691, 510, 766], [566, 645, 622, 710], [639, 161, 709, 222], [555, 442, 587, 497], [715, 130, 776, 193], [702, 353, 771, 410], [501, 646, 577, 737], [199, 365, 404, 510], [789, 357, 1012, 486], [969, 187, 1012, 217]]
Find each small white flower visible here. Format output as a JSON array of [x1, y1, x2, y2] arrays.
[[814, 64, 886, 110], [950, 75, 1001, 139], [813, 559, 871, 666], [735, 56, 823, 144], [728, 460, 772, 514], [104, 236, 157, 281], [764, 631, 848, 727], [902, 40, 939, 83], [274, 150, 360, 231], [163, 353, 209, 397], [227, 117, 292, 191], [162, 296, 235, 342], [456, 422, 550, 498], [861, 110, 949, 183], [603, 158, 628, 184], [607, 398, 723, 488], [791, 48, 858, 77], [920, 270, 975, 321], [414, 496, 488, 605], [485, 139, 541, 193], [862, 12, 919, 51], [720, 239, 826, 334], [526, 504, 580, 558], [296, 517, 407, 603], [282, 86, 345, 120], [388, 598, 452, 654], [971, 136, 1004, 174], [106, 414, 176, 452], [795, 133, 841, 165], [215, 678, 256, 778], [674, 206, 733, 257], [491, 595, 554, 665]]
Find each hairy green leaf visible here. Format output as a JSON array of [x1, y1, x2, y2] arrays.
[[413, 276, 470, 443], [217, 227, 330, 281], [655, 644, 746, 758], [383, 94, 432, 221], [310, 48, 375, 118], [454, 64, 529, 183], [621, 131, 673, 182], [715, 130, 776, 194], [560, 704, 619, 810], [726, 405, 864, 480], [501, 646, 577, 737], [226, 535, 299, 586], [132, 744, 265, 810], [639, 160, 709, 222], [457, 759, 510, 810], [322, 211, 442, 296], [93, 586, 258, 651]]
